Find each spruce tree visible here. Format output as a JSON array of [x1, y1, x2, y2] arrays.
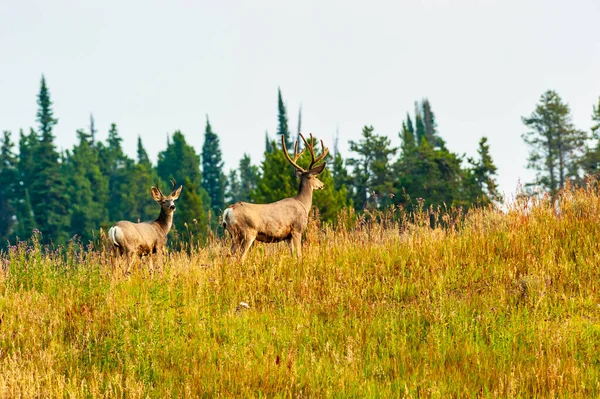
[[277, 87, 293, 149], [201, 117, 226, 217], [522, 90, 587, 193], [63, 129, 109, 242], [226, 169, 241, 204], [97, 123, 136, 222], [332, 134, 351, 196], [30, 76, 69, 244], [0, 131, 18, 244], [347, 126, 397, 209], [465, 137, 502, 205], [253, 140, 297, 203], [579, 97, 600, 178], [131, 137, 159, 221], [157, 131, 209, 232], [238, 154, 258, 202]]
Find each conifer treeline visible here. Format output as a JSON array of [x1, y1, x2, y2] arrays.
[[1, 78, 599, 247]]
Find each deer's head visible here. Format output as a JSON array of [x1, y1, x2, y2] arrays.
[[151, 179, 183, 214], [282, 133, 329, 191]]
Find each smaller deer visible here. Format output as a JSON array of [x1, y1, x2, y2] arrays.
[[222, 133, 328, 259], [108, 179, 182, 267]]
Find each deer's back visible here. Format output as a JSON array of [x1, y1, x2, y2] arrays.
[[112, 220, 166, 254], [225, 199, 307, 241]]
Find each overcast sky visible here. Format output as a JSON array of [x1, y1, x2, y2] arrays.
[[1, 0, 599, 198]]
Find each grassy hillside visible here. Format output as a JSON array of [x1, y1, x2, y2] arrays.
[[1, 185, 600, 398]]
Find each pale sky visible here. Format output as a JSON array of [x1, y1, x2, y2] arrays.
[[1, 0, 599, 198]]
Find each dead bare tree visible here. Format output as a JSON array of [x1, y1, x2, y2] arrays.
[[108, 179, 182, 269], [222, 133, 328, 259]]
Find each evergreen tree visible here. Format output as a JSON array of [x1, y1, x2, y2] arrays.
[[579, 97, 600, 178], [277, 87, 293, 148], [157, 131, 209, 230], [347, 126, 397, 209], [253, 139, 297, 203], [201, 117, 226, 217], [89, 114, 97, 143], [296, 105, 303, 144], [522, 90, 587, 193], [15, 188, 36, 240], [592, 96, 600, 136], [414, 104, 427, 145], [0, 131, 18, 244], [237, 154, 258, 202], [226, 169, 241, 204], [97, 123, 136, 222], [394, 109, 465, 209], [465, 137, 502, 205], [422, 99, 437, 144], [131, 137, 160, 222], [175, 177, 209, 239], [30, 76, 69, 244], [331, 133, 351, 197], [137, 135, 151, 166], [63, 129, 109, 242]]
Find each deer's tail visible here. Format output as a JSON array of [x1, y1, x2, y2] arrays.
[[108, 225, 124, 247], [222, 208, 234, 230]]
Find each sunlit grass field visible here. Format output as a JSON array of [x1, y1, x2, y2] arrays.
[[2, 185, 600, 398]]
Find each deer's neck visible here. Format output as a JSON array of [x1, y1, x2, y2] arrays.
[[153, 210, 174, 234], [294, 178, 313, 215]]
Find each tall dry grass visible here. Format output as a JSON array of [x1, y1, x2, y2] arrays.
[[1, 184, 600, 397]]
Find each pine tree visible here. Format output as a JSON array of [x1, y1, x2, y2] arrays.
[[277, 87, 293, 148], [30, 76, 69, 244], [522, 90, 587, 193], [0, 131, 18, 244], [201, 117, 226, 217]]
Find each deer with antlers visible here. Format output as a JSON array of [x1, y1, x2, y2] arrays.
[[222, 133, 328, 259], [108, 179, 182, 267]]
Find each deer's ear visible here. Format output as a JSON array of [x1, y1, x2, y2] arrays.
[[171, 185, 183, 200], [151, 187, 163, 201], [295, 169, 303, 178], [309, 162, 326, 176]]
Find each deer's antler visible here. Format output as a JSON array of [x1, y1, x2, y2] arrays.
[[299, 133, 329, 170], [281, 134, 307, 172]]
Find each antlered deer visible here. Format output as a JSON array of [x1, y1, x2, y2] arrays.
[[222, 133, 328, 259], [108, 179, 182, 265]]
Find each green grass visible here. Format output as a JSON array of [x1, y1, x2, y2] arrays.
[[2, 186, 600, 397]]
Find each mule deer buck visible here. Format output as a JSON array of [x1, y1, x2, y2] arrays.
[[222, 133, 328, 259], [108, 179, 182, 268]]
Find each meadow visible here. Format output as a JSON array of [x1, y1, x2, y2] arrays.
[[1, 185, 600, 398]]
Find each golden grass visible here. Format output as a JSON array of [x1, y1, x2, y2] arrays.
[[2, 185, 600, 397]]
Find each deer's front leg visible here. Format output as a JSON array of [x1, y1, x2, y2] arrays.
[[290, 232, 302, 258], [239, 232, 257, 261]]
